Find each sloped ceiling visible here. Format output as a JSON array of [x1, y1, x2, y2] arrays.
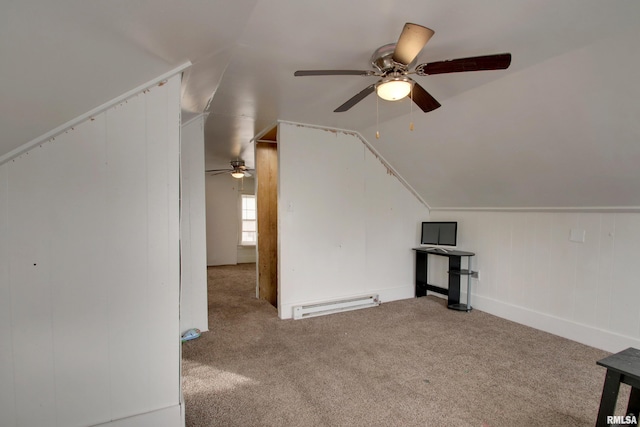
[[2, 0, 639, 209]]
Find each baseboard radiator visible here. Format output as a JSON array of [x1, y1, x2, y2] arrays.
[[292, 294, 380, 320]]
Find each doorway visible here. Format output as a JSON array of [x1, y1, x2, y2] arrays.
[[255, 127, 278, 308]]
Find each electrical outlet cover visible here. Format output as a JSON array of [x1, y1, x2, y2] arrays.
[[569, 229, 586, 243]]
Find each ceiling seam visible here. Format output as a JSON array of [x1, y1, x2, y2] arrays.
[[0, 62, 192, 167], [278, 120, 431, 212], [430, 206, 640, 213]]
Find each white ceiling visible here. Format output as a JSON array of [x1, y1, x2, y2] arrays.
[[2, 0, 639, 208]]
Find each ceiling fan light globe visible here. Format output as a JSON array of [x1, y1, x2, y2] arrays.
[[231, 171, 245, 179], [376, 79, 412, 101]]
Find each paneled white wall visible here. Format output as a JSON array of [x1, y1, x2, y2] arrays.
[[0, 157, 14, 424], [430, 210, 640, 352], [180, 116, 208, 333], [0, 75, 182, 427], [278, 123, 429, 319]]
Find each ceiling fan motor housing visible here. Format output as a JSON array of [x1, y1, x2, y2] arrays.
[[371, 43, 410, 73], [230, 160, 246, 170]]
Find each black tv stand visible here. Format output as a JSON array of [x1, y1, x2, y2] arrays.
[[413, 247, 475, 311]]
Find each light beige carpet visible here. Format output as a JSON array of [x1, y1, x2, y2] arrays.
[[182, 263, 630, 427]]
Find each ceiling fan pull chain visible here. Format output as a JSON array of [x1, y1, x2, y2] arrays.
[[409, 84, 414, 131], [376, 94, 380, 139]]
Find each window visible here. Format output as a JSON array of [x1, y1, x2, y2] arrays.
[[240, 194, 256, 245]]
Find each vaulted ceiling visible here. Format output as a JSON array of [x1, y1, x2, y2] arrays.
[[2, 0, 639, 208]]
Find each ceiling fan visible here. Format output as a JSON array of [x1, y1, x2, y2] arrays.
[[206, 160, 254, 179], [294, 23, 511, 113]]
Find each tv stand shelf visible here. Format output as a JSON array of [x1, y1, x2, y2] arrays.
[[413, 248, 475, 312], [448, 269, 475, 276]]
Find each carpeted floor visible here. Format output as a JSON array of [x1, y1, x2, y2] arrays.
[[182, 263, 629, 427]]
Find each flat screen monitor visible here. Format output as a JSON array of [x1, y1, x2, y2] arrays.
[[421, 222, 457, 247]]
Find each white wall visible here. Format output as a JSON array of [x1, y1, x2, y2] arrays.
[[205, 174, 240, 266], [430, 209, 640, 353], [180, 116, 208, 333], [205, 174, 256, 266], [0, 75, 182, 427], [237, 244, 257, 264], [278, 123, 429, 319]]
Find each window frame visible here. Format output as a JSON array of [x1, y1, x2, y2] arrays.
[[239, 193, 257, 246]]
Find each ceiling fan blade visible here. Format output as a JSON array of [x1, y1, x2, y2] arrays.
[[294, 70, 375, 77], [334, 84, 376, 112], [415, 53, 512, 76], [392, 23, 435, 66], [410, 83, 441, 113], [206, 170, 231, 175]]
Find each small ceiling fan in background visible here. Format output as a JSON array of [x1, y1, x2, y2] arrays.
[[294, 23, 512, 113], [206, 160, 254, 179]]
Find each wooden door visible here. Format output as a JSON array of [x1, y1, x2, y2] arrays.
[[256, 141, 278, 307]]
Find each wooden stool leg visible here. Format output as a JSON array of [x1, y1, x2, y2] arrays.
[[627, 386, 640, 417], [596, 370, 622, 427]]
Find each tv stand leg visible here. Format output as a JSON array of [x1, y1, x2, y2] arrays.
[[446, 255, 461, 307]]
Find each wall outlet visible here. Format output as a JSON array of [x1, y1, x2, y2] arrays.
[[569, 228, 586, 243]]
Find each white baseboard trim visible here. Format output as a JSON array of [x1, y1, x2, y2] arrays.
[[91, 404, 183, 427], [472, 294, 640, 353]]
